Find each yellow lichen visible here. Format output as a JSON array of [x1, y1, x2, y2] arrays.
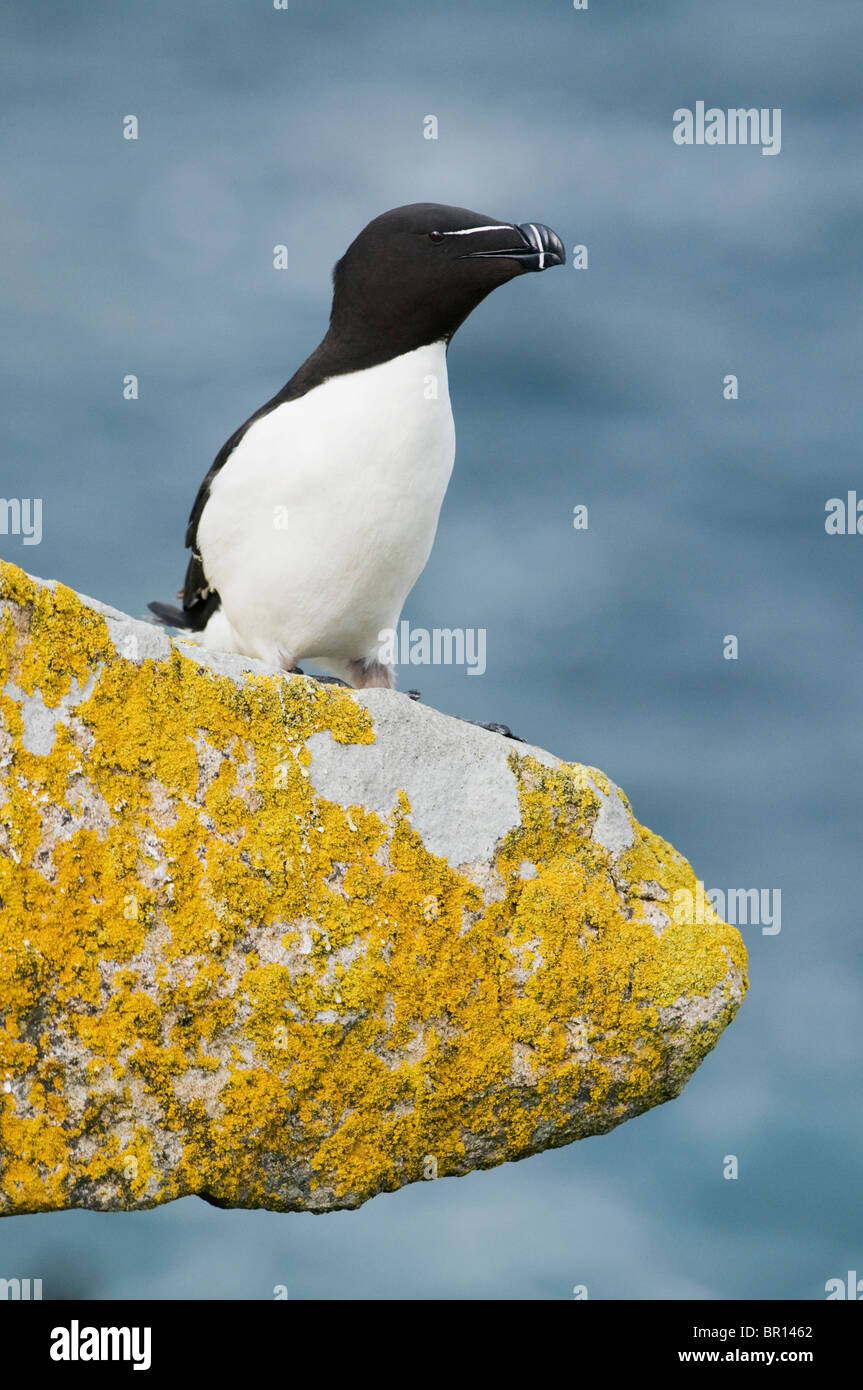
[[0, 559, 747, 1215]]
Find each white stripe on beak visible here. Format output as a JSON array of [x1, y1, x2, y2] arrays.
[[527, 223, 545, 270]]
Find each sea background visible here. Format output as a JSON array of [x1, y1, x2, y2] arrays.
[[1, 0, 860, 1298]]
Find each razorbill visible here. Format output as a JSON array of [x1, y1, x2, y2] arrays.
[[149, 202, 564, 687]]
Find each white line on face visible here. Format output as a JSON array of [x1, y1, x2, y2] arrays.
[[441, 225, 514, 237]]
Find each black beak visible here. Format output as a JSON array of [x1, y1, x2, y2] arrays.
[[460, 222, 566, 271]]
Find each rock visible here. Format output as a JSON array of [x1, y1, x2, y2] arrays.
[[0, 561, 747, 1216]]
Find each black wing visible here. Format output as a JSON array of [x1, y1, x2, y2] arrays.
[[149, 343, 332, 632]]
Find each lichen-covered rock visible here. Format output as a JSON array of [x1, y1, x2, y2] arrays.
[[0, 561, 747, 1216]]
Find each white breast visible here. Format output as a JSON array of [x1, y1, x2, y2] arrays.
[[196, 341, 455, 668]]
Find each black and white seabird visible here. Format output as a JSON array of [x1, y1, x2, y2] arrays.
[[149, 202, 564, 687]]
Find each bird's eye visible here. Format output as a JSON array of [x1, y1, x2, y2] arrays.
[[428, 230, 445, 243]]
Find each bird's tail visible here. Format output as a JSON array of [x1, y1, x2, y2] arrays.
[[147, 600, 195, 630]]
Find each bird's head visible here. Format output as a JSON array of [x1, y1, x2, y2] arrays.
[[328, 202, 565, 351]]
